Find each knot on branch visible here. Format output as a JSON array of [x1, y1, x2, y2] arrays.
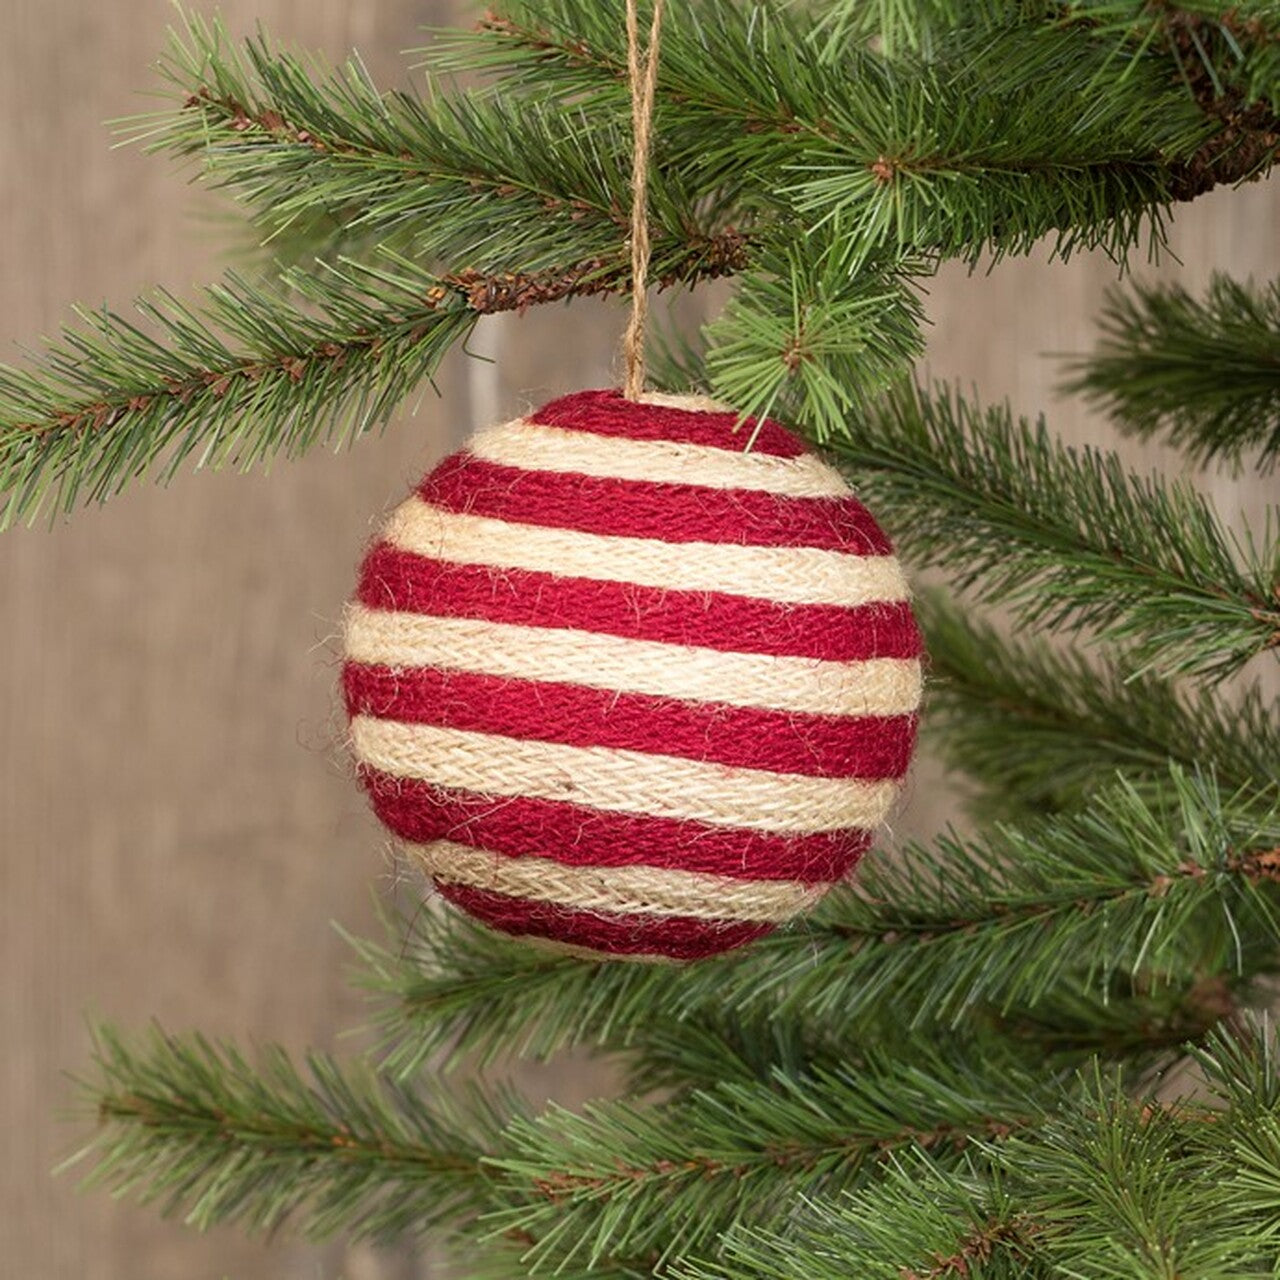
[[1149, 847, 1280, 899], [670, 227, 751, 283], [900, 1216, 1042, 1279], [1231, 846, 1280, 882], [183, 85, 333, 153], [477, 10, 601, 66], [782, 334, 809, 372], [870, 156, 898, 185]]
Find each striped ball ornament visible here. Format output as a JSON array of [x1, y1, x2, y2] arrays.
[[342, 389, 923, 961]]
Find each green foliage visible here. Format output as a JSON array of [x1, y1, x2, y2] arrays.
[[691, 1052, 1280, 1280], [678, 1151, 1040, 1280], [702, 242, 927, 434], [777, 26, 1191, 273], [65, 1024, 501, 1242], [833, 380, 1280, 681], [803, 0, 1031, 60], [4, 0, 1276, 516], [75, 1020, 1280, 1276], [984, 973, 1249, 1067], [0, 261, 473, 528], [1004, 1073, 1253, 1278], [1195, 1017, 1280, 1242], [1063, 273, 1280, 471], [489, 1041, 1062, 1273], [918, 590, 1280, 816], [424, 0, 1246, 433], [131, 12, 729, 278], [1063, 1, 1280, 116], [438, 0, 1213, 201], [762, 766, 1280, 1029]]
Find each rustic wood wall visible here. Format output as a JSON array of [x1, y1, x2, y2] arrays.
[[0, 1, 1274, 1275]]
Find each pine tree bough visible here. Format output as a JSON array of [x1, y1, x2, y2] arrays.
[[477, 1, 1279, 203], [832, 382, 1280, 681], [6, 236, 748, 442], [183, 86, 341, 152], [914, 591, 1280, 817], [15, 1, 1280, 1274], [1064, 274, 1280, 470], [519, 1115, 1027, 1199]]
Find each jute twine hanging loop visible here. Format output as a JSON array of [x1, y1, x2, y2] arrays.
[[622, 0, 665, 401]]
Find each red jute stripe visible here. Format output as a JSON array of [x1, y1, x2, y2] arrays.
[[345, 663, 918, 780], [356, 547, 924, 661], [359, 770, 871, 882], [435, 880, 776, 959], [418, 452, 893, 553], [529, 388, 806, 458]]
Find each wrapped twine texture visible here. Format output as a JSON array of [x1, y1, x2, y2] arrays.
[[342, 390, 922, 961], [621, 0, 664, 400]]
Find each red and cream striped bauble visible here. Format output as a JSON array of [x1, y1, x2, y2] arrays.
[[342, 389, 922, 961]]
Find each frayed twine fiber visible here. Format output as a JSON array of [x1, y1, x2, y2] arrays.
[[342, 389, 923, 961]]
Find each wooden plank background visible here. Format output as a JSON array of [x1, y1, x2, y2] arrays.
[[0, 1, 1274, 1275]]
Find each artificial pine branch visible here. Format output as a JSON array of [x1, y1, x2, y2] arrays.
[[1192, 1014, 1280, 1229], [65, 1024, 502, 1242], [10, 5, 1277, 525], [351, 910, 690, 1078], [132, 14, 746, 282], [443, 2, 1209, 267], [447, 0, 1280, 226], [786, 767, 1280, 1028], [683, 1028, 1280, 1280], [1003, 1063, 1263, 1277], [834, 381, 1280, 681], [621, 1007, 871, 1097], [618, 986, 1236, 1097], [66, 1026, 1064, 1271], [701, 240, 928, 430], [1063, 2, 1280, 198], [487, 1045, 1058, 1274], [0, 263, 472, 528], [1062, 273, 1280, 471], [986, 972, 1246, 1066], [801, 0, 1023, 60], [614, 933, 1259, 1092], [917, 590, 1280, 816], [678, 1150, 1044, 1280]]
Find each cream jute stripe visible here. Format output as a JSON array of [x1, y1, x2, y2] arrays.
[[384, 500, 910, 607], [344, 607, 924, 718], [351, 718, 900, 833], [639, 391, 727, 413], [467, 417, 852, 498], [410, 839, 824, 922]]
